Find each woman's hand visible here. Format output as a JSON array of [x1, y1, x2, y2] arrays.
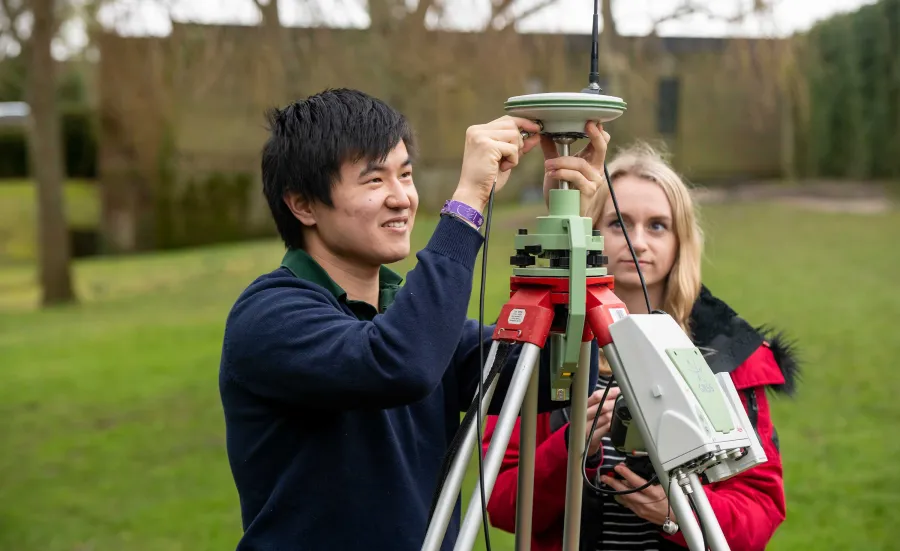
[[600, 464, 675, 527], [541, 121, 610, 222], [584, 387, 620, 456]]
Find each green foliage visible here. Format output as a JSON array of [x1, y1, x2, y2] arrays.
[[798, 0, 900, 179], [0, 109, 98, 179], [0, 55, 89, 106], [0, 56, 96, 179], [154, 170, 269, 250], [1, 202, 899, 549], [147, 122, 274, 251]]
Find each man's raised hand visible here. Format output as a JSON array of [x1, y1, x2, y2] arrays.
[[453, 116, 542, 214]]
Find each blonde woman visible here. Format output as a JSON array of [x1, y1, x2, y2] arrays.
[[482, 140, 799, 551]]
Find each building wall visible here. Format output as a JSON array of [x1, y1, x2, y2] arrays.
[[97, 24, 789, 252]]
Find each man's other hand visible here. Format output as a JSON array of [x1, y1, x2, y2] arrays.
[[454, 116, 541, 213]]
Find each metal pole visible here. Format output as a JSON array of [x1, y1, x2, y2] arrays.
[[514, 352, 540, 551], [668, 473, 706, 551], [554, 137, 577, 190], [688, 472, 731, 551], [453, 343, 542, 551], [561, 341, 592, 551], [422, 342, 503, 551]]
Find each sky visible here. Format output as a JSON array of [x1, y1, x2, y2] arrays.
[[92, 0, 877, 37], [51, 0, 875, 59]]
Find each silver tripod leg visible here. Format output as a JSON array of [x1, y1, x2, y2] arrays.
[[667, 475, 706, 551], [453, 343, 543, 551], [514, 345, 540, 551], [688, 472, 731, 551], [422, 341, 503, 551], [561, 342, 592, 551]]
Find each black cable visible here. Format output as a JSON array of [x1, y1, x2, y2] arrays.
[[574, 0, 662, 515], [580, 375, 658, 496], [466, 140, 660, 543], [423, 181, 504, 546], [666, 475, 675, 526], [476, 181, 498, 551], [426, 342, 512, 524], [578, 160, 658, 495], [689, 493, 711, 550], [602, 162, 652, 315]]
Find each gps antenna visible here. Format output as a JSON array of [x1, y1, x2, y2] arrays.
[[581, 0, 602, 94]]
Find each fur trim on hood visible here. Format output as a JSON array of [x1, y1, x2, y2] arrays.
[[690, 285, 801, 397], [756, 325, 802, 397]]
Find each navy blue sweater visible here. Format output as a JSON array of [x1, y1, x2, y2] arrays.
[[219, 216, 597, 551]]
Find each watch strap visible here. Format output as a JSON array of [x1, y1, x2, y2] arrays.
[[441, 200, 484, 230]]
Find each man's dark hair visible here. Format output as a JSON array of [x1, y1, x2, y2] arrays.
[[261, 88, 417, 249]]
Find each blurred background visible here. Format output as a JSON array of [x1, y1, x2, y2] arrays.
[[0, 0, 898, 549]]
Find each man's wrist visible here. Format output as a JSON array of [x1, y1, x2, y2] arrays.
[[450, 188, 488, 215], [443, 193, 487, 231]]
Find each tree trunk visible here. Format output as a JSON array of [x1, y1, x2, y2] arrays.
[[28, 0, 76, 306]]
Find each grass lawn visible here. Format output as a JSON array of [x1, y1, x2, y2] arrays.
[[0, 179, 99, 268], [1, 200, 898, 550]]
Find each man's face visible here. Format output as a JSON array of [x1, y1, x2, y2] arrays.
[[301, 141, 418, 267]]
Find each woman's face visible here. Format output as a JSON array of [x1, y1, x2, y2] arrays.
[[597, 175, 678, 292]]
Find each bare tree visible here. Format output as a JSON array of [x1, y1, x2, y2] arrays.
[[252, 0, 291, 100], [0, 0, 76, 306], [252, 0, 281, 28], [591, 0, 778, 100], [488, 0, 560, 30], [29, 0, 74, 306], [364, 0, 558, 31]]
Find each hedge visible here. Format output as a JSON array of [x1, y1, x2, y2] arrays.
[[0, 109, 97, 179], [798, 0, 900, 179]]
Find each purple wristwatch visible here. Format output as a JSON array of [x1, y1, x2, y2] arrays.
[[441, 200, 484, 230]]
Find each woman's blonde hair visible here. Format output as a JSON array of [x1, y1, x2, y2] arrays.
[[595, 141, 704, 336]]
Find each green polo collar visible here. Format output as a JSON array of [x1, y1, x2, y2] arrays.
[[280, 248, 404, 319]]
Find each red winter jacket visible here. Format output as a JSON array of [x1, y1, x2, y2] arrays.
[[482, 337, 793, 551]]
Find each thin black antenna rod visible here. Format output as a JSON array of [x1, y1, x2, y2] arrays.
[[589, 0, 600, 85], [582, 0, 602, 93]]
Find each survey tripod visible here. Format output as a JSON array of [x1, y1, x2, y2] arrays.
[[420, 121, 769, 551]]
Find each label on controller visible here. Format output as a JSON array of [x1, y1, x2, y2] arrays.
[[609, 308, 628, 322], [507, 308, 526, 325]]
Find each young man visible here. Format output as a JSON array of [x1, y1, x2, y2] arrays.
[[218, 88, 607, 551]]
